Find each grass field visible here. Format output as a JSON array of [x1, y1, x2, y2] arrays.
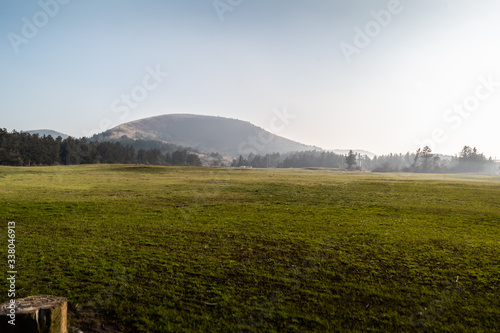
[[1, 165, 499, 332]]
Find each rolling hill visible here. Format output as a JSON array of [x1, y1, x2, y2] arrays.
[[25, 129, 69, 139], [94, 114, 319, 157]]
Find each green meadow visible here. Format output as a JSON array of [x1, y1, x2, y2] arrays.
[[1, 165, 499, 332]]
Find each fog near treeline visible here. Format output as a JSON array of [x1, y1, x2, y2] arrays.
[[231, 147, 498, 174]]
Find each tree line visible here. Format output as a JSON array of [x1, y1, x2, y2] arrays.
[[1, 129, 497, 173], [231, 151, 346, 169], [366, 146, 497, 173], [232, 146, 498, 174], [0, 129, 201, 167]]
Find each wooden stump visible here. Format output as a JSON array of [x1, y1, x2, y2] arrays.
[[0, 295, 67, 333]]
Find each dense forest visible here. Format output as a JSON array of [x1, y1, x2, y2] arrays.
[[0, 129, 201, 167], [0, 129, 497, 174]]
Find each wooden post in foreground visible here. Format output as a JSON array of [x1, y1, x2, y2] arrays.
[[0, 295, 67, 333]]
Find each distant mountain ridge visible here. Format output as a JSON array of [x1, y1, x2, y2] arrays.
[[329, 149, 376, 158], [94, 114, 319, 157], [25, 129, 69, 139]]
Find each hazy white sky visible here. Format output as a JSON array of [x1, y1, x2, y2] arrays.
[[1, 0, 499, 157]]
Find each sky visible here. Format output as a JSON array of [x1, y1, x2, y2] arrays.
[[1, 0, 499, 158]]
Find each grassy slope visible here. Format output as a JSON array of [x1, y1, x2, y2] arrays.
[[0, 165, 499, 332]]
